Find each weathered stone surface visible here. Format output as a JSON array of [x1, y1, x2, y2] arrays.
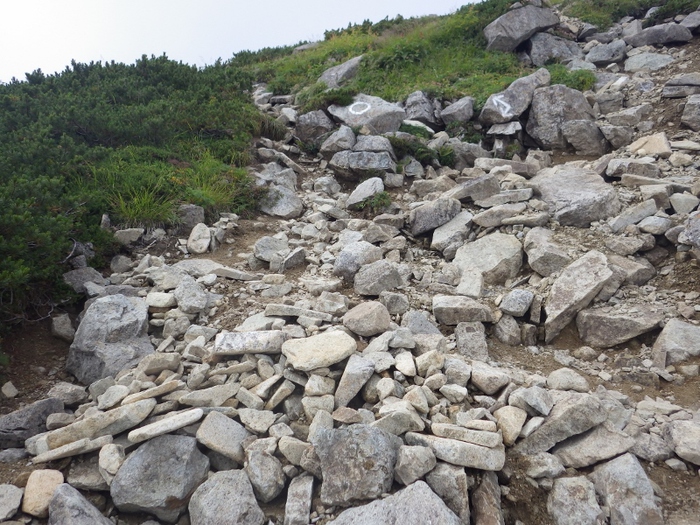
[[214, 330, 286, 355], [509, 386, 554, 417], [45, 398, 156, 450], [295, 110, 333, 143], [494, 406, 528, 446], [453, 232, 522, 286], [523, 227, 571, 277], [245, 450, 285, 503], [652, 318, 700, 366], [425, 463, 470, 522], [440, 96, 474, 125], [333, 241, 383, 282], [48, 484, 112, 525], [22, 470, 64, 518], [546, 368, 589, 393], [433, 295, 492, 325], [0, 398, 63, 448], [484, 6, 559, 52], [188, 470, 265, 525], [329, 150, 396, 179], [186, 223, 211, 254], [63, 267, 107, 294], [472, 471, 505, 525], [586, 39, 627, 66], [515, 394, 607, 455], [545, 251, 612, 343], [408, 198, 462, 236], [329, 94, 406, 134], [347, 177, 384, 209], [328, 481, 461, 525], [405, 91, 439, 128], [313, 425, 399, 506], [455, 322, 489, 360], [471, 361, 510, 396], [561, 120, 609, 156], [284, 475, 314, 525], [128, 408, 203, 444], [681, 94, 700, 131], [320, 125, 356, 157], [589, 453, 664, 525], [625, 22, 692, 47], [67, 294, 154, 385], [354, 260, 403, 296], [431, 210, 473, 252], [394, 445, 437, 485], [259, 184, 304, 219], [282, 330, 357, 372], [547, 477, 603, 525], [0, 484, 23, 521], [576, 307, 663, 348], [480, 68, 550, 125], [664, 420, 700, 466], [405, 432, 505, 471], [529, 33, 583, 67], [625, 52, 674, 72], [343, 301, 391, 337], [335, 355, 375, 408], [526, 85, 596, 150], [500, 289, 534, 317], [553, 422, 635, 468], [111, 435, 209, 522], [51, 313, 75, 342], [319, 55, 363, 89]]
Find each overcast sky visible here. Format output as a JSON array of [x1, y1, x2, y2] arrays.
[[1, 0, 472, 83]]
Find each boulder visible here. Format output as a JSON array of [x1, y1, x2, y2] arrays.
[[526, 85, 596, 150], [22, 470, 64, 518], [652, 318, 700, 366], [625, 22, 692, 47], [529, 33, 583, 67], [472, 472, 505, 525], [405, 91, 439, 128], [328, 481, 461, 525], [282, 330, 357, 372], [111, 435, 209, 522], [576, 307, 663, 348], [561, 120, 609, 156], [664, 420, 700, 466], [528, 166, 621, 227], [188, 470, 265, 525], [343, 301, 391, 337], [553, 422, 635, 468], [625, 53, 674, 72], [440, 96, 474, 125], [0, 398, 63, 448], [329, 150, 396, 179], [313, 425, 399, 506], [425, 463, 470, 522], [453, 232, 522, 286], [328, 94, 406, 134], [586, 39, 627, 66], [295, 110, 334, 143], [408, 198, 462, 236], [547, 477, 604, 525], [186, 223, 211, 254], [484, 6, 559, 52], [333, 241, 383, 282], [347, 177, 384, 209], [259, 184, 304, 219], [320, 125, 356, 157], [66, 294, 153, 385], [545, 251, 612, 343], [244, 450, 285, 503], [589, 453, 664, 525], [318, 55, 363, 89], [48, 484, 112, 525], [523, 227, 572, 277], [480, 68, 550, 125], [681, 94, 700, 131]]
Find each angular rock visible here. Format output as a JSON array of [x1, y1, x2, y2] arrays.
[[343, 301, 391, 337], [354, 260, 403, 296], [186, 223, 211, 254], [328, 94, 407, 134], [48, 484, 112, 525], [188, 470, 265, 525], [405, 91, 439, 128], [214, 330, 286, 356], [0, 484, 23, 521], [561, 120, 609, 156], [335, 355, 375, 408], [394, 445, 437, 485], [313, 425, 399, 506], [586, 39, 627, 66], [472, 472, 505, 525], [245, 450, 285, 503], [453, 232, 522, 286], [681, 94, 700, 131], [328, 481, 461, 525], [319, 55, 363, 89], [625, 22, 692, 47], [295, 110, 333, 143], [408, 198, 462, 236], [22, 469, 64, 518], [529, 33, 583, 67], [480, 68, 550, 125], [0, 398, 63, 448], [66, 294, 153, 385], [589, 453, 663, 525], [484, 6, 559, 52], [320, 125, 356, 157], [553, 422, 635, 468], [440, 96, 474, 125], [405, 432, 505, 471], [284, 475, 314, 525], [576, 307, 663, 348], [664, 420, 700, 466], [651, 318, 700, 366], [425, 463, 470, 522], [523, 227, 572, 277], [431, 210, 473, 252], [333, 241, 383, 282], [111, 435, 209, 522], [500, 289, 534, 317], [433, 295, 492, 325], [545, 251, 613, 342], [547, 477, 603, 525], [259, 184, 304, 219], [282, 330, 356, 372], [625, 52, 674, 72]]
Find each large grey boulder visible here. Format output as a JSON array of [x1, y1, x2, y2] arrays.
[[111, 435, 209, 522], [529, 33, 583, 67], [625, 22, 692, 47], [527, 166, 621, 227], [524, 227, 572, 277], [66, 294, 153, 385], [480, 68, 550, 125], [589, 453, 664, 525], [295, 110, 334, 143], [313, 425, 399, 506], [188, 470, 265, 525], [453, 232, 522, 285], [63, 267, 107, 294], [333, 241, 383, 282], [440, 96, 474, 126], [0, 398, 63, 448], [545, 251, 612, 343], [425, 463, 471, 523], [320, 125, 356, 157], [652, 317, 700, 366], [484, 6, 559, 52], [328, 94, 407, 134], [561, 120, 609, 156], [318, 55, 363, 89], [664, 421, 700, 466], [576, 307, 663, 348], [447, 140, 491, 171], [354, 260, 403, 296], [586, 39, 627, 66], [553, 422, 635, 468], [347, 177, 384, 209], [328, 481, 461, 525], [408, 198, 462, 236], [48, 484, 112, 525], [547, 477, 604, 525], [259, 184, 304, 219], [329, 150, 396, 179], [244, 450, 285, 503], [405, 91, 439, 129], [526, 85, 596, 150]]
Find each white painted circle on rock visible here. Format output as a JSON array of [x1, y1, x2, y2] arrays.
[[349, 102, 371, 115]]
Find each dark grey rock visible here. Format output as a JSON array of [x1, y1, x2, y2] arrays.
[[48, 484, 111, 525], [440, 96, 474, 126], [319, 56, 363, 89], [295, 110, 334, 143], [529, 33, 583, 67], [188, 470, 265, 525], [0, 398, 63, 448], [586, 39, 627, 66], [484, 6, 559, 52], [625, 22, 692, 47], [480, 68, 550, 125]]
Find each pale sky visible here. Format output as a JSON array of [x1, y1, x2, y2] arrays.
[[1, 0, 471, 83]]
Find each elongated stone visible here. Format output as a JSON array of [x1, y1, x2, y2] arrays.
[[214, 331, 287, 356], [128, 408, 204, 444], [405, 432, 505, 471]]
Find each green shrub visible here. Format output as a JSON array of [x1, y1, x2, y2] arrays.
[[296, 83, 357, 112], [356, 191, 392, 211], [257, 115, 288, 141], [399, 123, 433, 139], [546, 64, 596, 92]]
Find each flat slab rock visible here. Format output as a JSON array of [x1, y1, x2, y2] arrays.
[[328, 481, 461, 525]]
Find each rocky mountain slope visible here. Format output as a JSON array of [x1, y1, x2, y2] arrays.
[[2, 2, 700, 524]]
